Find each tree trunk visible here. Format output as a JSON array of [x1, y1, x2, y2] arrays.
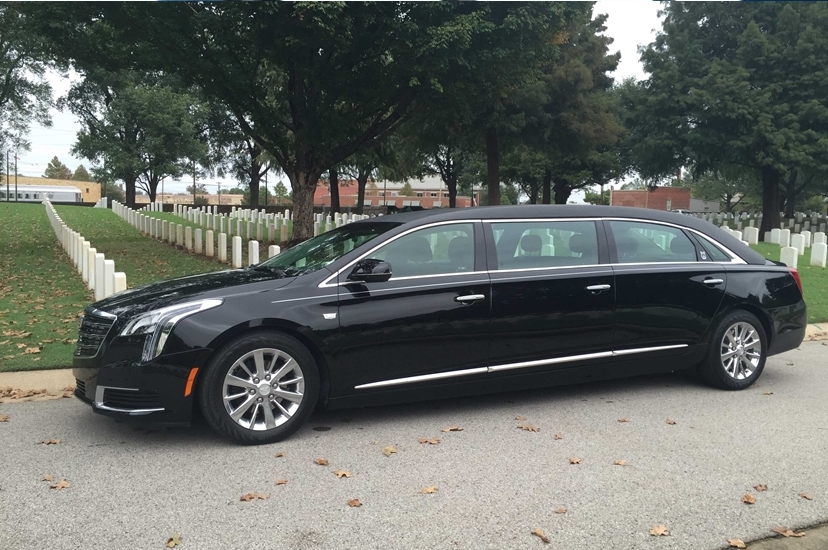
[[542, 169, 552, 204], [329, 167, 340, 213], [249, 161, 261, 209], [287, 170, 321, 244], [759, 167, 781, 235], [148, 177, 158, 203], [486, 126, 500, 207], [784, 169, 798, 219], [553, 177, 572, 204], [355, 169, 370, 215], [125, 176, 137, 208], [447, 173, 458, 208], [528, 182, 539, 204]]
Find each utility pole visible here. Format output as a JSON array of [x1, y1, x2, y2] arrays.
[[264, 170, 268, 208], [5, 150, 8, 202], [14, 153, 18, 202], [192, 161, 197, 205], [218, 181, 221, 205]]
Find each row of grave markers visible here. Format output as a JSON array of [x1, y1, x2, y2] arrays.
[[43, 200, 127, 300], [720, 225, 827, 269], [112, 201, 281, 268]]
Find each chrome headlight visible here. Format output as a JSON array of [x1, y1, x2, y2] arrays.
[[119, 299, 222, 362]]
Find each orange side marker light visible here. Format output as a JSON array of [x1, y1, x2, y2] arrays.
[[184, 367, 199, 397]]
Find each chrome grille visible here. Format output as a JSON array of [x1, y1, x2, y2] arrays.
[[102, 388, 164, 410], [74, 312, 115, 357]]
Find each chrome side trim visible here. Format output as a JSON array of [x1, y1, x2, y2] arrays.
[[271, 293, 339, 305], [94, 385, 165, 415], [318, 219, 482, 288], [354, 367, 489, 390], [355, 344, 690, 389]]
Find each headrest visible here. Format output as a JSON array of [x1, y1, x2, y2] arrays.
[[568, 233, 595, 255], [520, 234, 542, 254], [404, 236, 433, 263], [670, 237, 695, 258], [448, 236, 473, 265], [616, 236, 638, 256]]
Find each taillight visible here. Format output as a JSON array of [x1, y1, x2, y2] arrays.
[[790, 268, 803, 296]]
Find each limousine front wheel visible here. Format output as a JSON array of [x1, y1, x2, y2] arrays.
[[199, 330, 319, 444], [699, 311, 767, 390]]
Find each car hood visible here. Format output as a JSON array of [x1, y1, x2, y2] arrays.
[[89, 268, 297, 318]]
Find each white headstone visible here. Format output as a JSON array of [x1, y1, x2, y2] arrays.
[[248, 240, 259, 266], [218, 233, 227, 263], [87, 248, 97, 291], [763, 231, 772, 243], [791, 233, 806, 256], [814, 232, 826, 246], [780, 246, 798, 269], [232, 236, 242, 268], [811, 242, 827, 268], [770, 228, 780, 244], [268, 245, 280, 258], [185, 226, 193, 251], [779, 229, 791, 247], [194, 228, 203, 254], [113, 272, 127, 294], [94, 254, 106, 301], [81, 241, 90, 283]]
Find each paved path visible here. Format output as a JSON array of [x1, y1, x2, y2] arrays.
[[1, 343, 826, 550]]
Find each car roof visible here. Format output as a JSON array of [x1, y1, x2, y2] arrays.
[[364, 205, 767, 265]]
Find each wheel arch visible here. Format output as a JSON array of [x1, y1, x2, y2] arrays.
[[715, 302, 774, 348], [197, 319, 332, 408]]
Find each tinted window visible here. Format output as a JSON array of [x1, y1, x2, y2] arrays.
[[490, 220, 599, 269], [609, 221, 697, 263], [372, 223, 475, 278]]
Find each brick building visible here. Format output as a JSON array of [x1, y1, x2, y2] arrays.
[[314, 175, 479, 209], [609, 187, 690, 211]]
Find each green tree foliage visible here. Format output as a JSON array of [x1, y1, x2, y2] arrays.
[[583, 188, 610, 205], [185, 183, 209, 195], [43, 156, 73, 180], [0, 5, 52, 172], [633, 3, 828, 233], [398, 182, 415, 197], [72, 164, 92, 181], [272, 181, 290, 205], [687, 171, 757, 214], [61, 71, 208, 205]]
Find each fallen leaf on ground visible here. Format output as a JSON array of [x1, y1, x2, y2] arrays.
[[763, 391, 773, 395], [727, 539, 746, 548], [40, 439, 60, 445], [613, 460, 627, 466], [515, 415, 527, 420], [274, 452, 285, 458], [50, 479, 70, 490], [348, 498, 362, 508], [275, 479, 288, 486], [554, 432, 563, 440], [666, 419, 676, 425], [554, 507, 567, 514], [314, 458, 329, 466], [517, 424, 539, 432], [772, 527, 805, 538], [799, 492, 813, 500], [22, 347, 41, 355], [42, 474, 54, 482], [418, 437, 440, 445], [333, 470, 352, 479], [0, 415, 8, 422], [754, 484, 768, 492], [742, 493, 756, 504], [618, 418, 630, 423], [441, 426, 463, 432], [166, 533, 182, 548], [569, 457, 581, 465], [421, 486, 438, 494], [649, 525, 669, 537], [381, 445, 397, 457], [531, 528, 550, 543], [239, 493, 268, 501]]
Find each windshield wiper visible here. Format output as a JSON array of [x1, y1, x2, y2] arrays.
[[250, 265, 287, 277]]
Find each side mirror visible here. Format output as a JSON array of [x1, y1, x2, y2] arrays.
[[347, 259, 392, 283]]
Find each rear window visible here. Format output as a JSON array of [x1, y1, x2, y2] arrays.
[[490, 220, 599, 269]]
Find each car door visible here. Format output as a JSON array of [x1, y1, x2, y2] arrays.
[[334, 221, 491, 393], [605, 219, 727, 355], [486, 219, 615, 377]]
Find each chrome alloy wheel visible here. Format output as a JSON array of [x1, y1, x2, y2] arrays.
[[719, 322, 762, 380], [222, 348, 305, 431]]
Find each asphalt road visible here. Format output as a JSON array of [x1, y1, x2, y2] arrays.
[[1, 343, 827, 550]]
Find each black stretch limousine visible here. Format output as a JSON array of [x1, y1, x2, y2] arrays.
[[74, 206, 806, 444]]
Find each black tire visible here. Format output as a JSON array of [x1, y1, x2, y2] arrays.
[[198, 330, 319, 445], [698, 310, 767, 390]]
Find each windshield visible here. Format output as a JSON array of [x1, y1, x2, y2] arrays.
[[257, 221, 399, 276]]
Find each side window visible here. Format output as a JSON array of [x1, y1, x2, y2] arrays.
[[694, 234, 732, 262], [490, 220, 599, 269], [373, 223, 475, 278], [609, 220, 697, 263]]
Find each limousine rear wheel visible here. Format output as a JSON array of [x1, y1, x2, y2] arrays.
[[699, 310, 767, 390], [199, 330, 319, 445]]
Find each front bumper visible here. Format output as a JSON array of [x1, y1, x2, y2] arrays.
[[74, 347, 210, 427]]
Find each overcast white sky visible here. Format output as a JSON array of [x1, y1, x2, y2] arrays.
[[19, 1, 662, 195]]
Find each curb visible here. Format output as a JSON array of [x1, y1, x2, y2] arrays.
[[1, 326, 826, 401]]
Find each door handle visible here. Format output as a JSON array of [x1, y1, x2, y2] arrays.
[[455, 294, 486, 303], [702, 278, 724, 286], [586, 284, 611, 292]]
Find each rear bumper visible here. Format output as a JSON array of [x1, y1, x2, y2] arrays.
[[767, 300, 807, 356]]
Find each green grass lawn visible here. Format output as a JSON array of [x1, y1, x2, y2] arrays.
[[55, 206, 223, 287], [750, 242, 827, 323], [0, 203, 93, 372]]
